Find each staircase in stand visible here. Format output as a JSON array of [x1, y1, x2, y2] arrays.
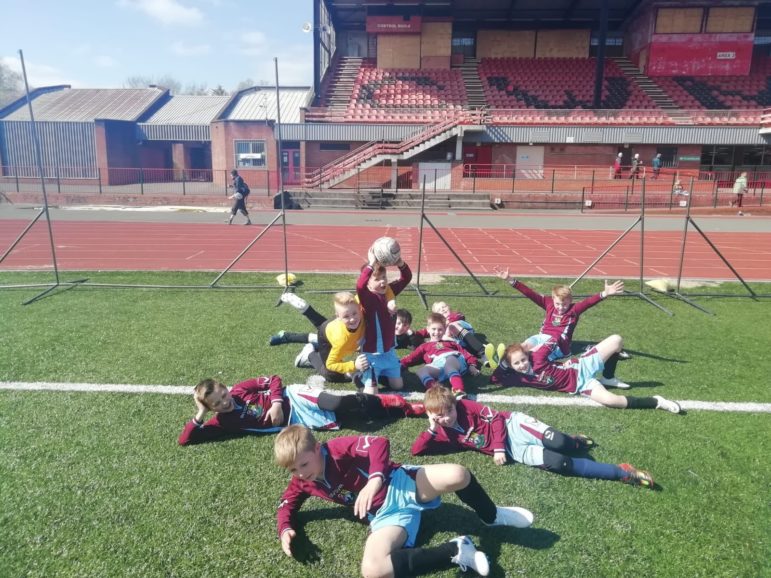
[[304, 111, 485, 189], [456, 56, 487, 109], [323, 57, 362, 111], [613, 57, 692, 124]]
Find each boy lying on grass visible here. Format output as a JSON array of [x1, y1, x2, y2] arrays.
[[178, 375, 424, 445], [399, 313, 480, 397], [275, 424, 534, 577], [492, 267, 630, 386], [490, 337, 681, 413], [411, 386, 654, 488]]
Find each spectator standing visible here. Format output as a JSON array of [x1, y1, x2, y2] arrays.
[[732, 172, 748, 215], [227, 169, 252, 225], [651, 153, 662, 179], [629, 154, 641, 180], [613, 153, 623, 179]]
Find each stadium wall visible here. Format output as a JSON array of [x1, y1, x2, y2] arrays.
[[646, 33, 754, 76], [305, 141, 367, 167], [477, 31, 536, 58]]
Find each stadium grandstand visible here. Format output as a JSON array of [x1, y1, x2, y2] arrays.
[[3, 0, 771, 211]]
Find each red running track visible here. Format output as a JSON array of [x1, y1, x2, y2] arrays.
[[1, 220, 770, 281]]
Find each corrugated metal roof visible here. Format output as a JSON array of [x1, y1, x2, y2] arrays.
[[277, 123, 766, 146], [2, 88, 165, 122], [480, 125, 767, 146], [143, 95, 230, 125], [136, 124, 211, 141], [224, 87, 311, 123]]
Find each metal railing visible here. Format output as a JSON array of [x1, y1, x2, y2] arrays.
[[0, 166, 279, 197], [303, 112, 482, 188], [304, 106, 763, 126], [3, 163, 768, 212]]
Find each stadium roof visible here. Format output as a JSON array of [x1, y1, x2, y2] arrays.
[[325, 0, 648, 29], [220, 87, 312, 124], [142, 95, 230, 125], [1, 87, 166, 122]]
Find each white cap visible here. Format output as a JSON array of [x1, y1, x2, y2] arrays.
[[634, 153, 639, 158], [617, 152, 623, 157]]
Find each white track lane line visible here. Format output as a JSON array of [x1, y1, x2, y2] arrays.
[[1, 381, 769, 413]]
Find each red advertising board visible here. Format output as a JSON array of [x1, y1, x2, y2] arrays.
[[646, 33, 754, 76], [366, 15, 422, 34]]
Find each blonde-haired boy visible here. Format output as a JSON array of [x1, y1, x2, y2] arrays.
[[275, 424, 533, 577], [270, 290, 371, 383]]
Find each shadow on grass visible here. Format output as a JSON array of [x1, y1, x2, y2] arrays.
[[19, 277, 90, 305], [626, 381, 666, 389], [342, 414, 407, 433], [290, 507, 358, 564], [570, 341, 688, 364], [418, 503, 560, 547]]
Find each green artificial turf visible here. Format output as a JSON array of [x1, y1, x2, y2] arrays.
[[1, 271, 769, 577]]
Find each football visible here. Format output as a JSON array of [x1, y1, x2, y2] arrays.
[[371, 236, 401, 266], [276, 272, 298, 286]]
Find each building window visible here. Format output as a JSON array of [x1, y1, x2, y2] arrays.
[[234, 140, 266, 168]]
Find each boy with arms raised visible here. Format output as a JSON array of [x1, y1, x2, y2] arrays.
[[490, 336, 681, 413], [412, 386, 654, 487], [178, 375, 423, 445], [493, 266, 630, 387], [356, 252, 412, 395], [400, 313, 480, 397], [275, 424, 534, 577]]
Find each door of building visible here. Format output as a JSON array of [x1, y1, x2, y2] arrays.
[[282, 149, 301, 185], [418, 162, 452, 190], [515, 145, 544, 179]]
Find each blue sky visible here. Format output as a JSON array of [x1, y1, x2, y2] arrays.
[[1, 0, 315, 91]]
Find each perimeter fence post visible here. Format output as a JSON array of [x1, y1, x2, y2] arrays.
[[182, 170, 186, 196], [550, 169, 555, 194], [98, 167, 102, 194], [140, 168, 144, 195]]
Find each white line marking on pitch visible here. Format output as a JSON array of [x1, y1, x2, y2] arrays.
[[186, 250, 204, 260], [1, 381, 769, 413]]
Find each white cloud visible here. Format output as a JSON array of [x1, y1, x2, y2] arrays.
[[239, 31, 267, 56], [1, 56, 82, 88], [171, 41, 211, 56], [117, 0, 203, 26], [94, 55, 118, 68]]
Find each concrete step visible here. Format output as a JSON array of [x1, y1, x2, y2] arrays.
[[290, 190, 492, 211]]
